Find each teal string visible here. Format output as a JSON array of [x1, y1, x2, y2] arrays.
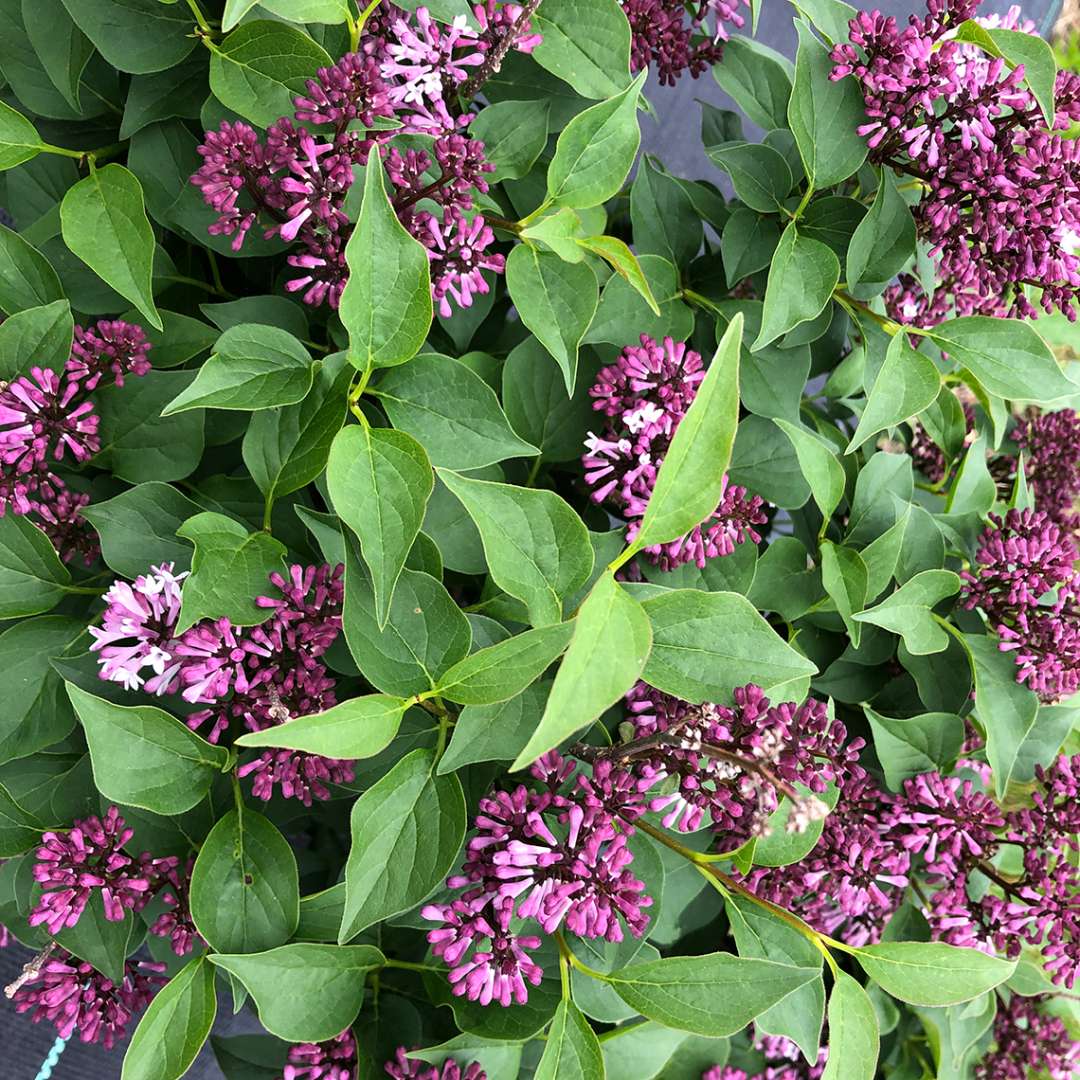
[[34, 1035, 68, 1080]]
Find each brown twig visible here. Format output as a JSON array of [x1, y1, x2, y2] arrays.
[[4, 943, 57, 999], [459, 0, 544, 99]]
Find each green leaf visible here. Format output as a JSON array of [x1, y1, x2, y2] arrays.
[[238, 0, 350, 24], [942, 432, 994, 517], [328, 424, 434, 629], [510, 572, 651, 769], [0, 513, 71, 618], [788, 21, 868, 187], [66, 683, 231, 814], [95, 370, 206, 484], [23, 0, 95, 114], [0, 615, 84, 761], [753, 224, 840, 350], [796, 0, 856, 43], [469, 100, 551, 182], [59, 0, 196, 74], [502, 337, 597, 463], [531, 0, 631, 99], [820, 972, 879, 1080], [535, 1000, 604, 1080], [0, 100, 44, 170], [438, 470, 593, 627], [435, 623, 574, 705], [630, 156, 703, 270], [242, 353, 350, 506], [864, 708, 966, 790], [847, 334, 941, 453], [0, 224, 64, 315], [81, 482, 201, 577], [607, 953, 820, 1036], [584, 253, 692, 348], [373, 353, 539, 470], [342, 542, 472, 696], [0, 299, 73, 377], [724, 896, 824, 1058], [119, 55, 210, 140], [176, 512, 287, 631], [641, 589, 817, 703], [577, 235, 660, 315], [546, 69, 646, 208], [965, 633, 1043, 797], [209, 20, 333, 128], [820, 542, 868, 648], [847, 170, 917, 287], [190, 807, 299, 954], [753, 781, 841, 867], [122, 959, 217, 1080], [853, 942, 1015, 1007], [774, 419, 845, 522], [505, 244, 598, 395], [162, 325, 314, 413], [235, 694, 408, 759], [708, 143, 793, 214], [0, 782, 42, 856], [438, 681, 549, 773], [952, 21, 1056, 125], [209, 944, 384, 1043], [340, 154, 432, 370], [852, 570, 960, 655], [632, 316, 741, 553], [927, 317, 1076, 404], [59, 163, 162, 330], [712, 36, 793, 131], [340, 748, 466, 940]]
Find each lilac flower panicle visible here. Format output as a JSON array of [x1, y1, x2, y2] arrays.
[[12, 950, 165, 1048], [703, 1033, 827, 1079], [30, 806, 178, 935], [89, 562, 187, 695], [583, 335, 767, 571], [423, 752, 653, 1006], [961, 508, 1080, 702], [90, 562, 353, 805], [385, 1046, 487, 1079], [1015, 407, 1080, 529], [282, 1031, 358, 1080], [973, 993, 1080, 1080], [623, 683, 858, 844], [832, 0, 1080, 323], [623, 0, 747, 85], [148, 858, 201, 957], [191, 4, 520, 316]]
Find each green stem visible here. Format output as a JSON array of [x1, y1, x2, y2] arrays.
[[597, 1020, 651, 1043], [554, 930, 610, 981], [524, 456, 543, 488], [435, 708, 450, 761], [607, 541, 641, 576], [160, 274, 229, 297], [559, 949, 571, 1000], [185, 0, 213, 33], [262, 497, 275, 534], [835, 290, 930, 338], [355, 0, 382, 40], [63, 584, 108, 596], [791, 182, 816, 221]]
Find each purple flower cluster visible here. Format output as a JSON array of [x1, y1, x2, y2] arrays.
[[11, 949, 165, 1047], [30, 806, 178, 936], [1015, 407, 1080, 530], [384, 1046, 486, 1079], [973, 993, 1080, 1080], [622, 0, 746, 85], [704, 1033, 827, 1079], [281, 1030, 358, 1080], [740, 770, 910, 947], [960, 508, 1080, 702], [583, 334, 767, 570], [89, 561, 355, 805], [192, 4, 536, 314], [423, 751, 653, 1006], [0, 318, 151, 563], [148, 858, 201, 957], [892, 757, 1080, 987], [621, 683, 858, 845], [833, 0, 1080, 322]]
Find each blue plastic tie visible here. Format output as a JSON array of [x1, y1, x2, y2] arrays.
[[34, 1035, 69, 1080]]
